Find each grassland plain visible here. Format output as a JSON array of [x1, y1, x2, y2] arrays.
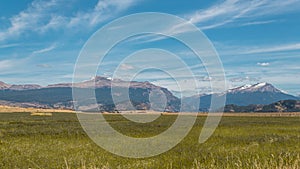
[[0, 111, 300, 169]]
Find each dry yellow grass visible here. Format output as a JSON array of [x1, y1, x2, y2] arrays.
[[0, 105, 74, 113], [1, 105, 300, 117], [30, 112, 53, 116]]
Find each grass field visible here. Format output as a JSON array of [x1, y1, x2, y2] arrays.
[[1, 112, 300, 168]]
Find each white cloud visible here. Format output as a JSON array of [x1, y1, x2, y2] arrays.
[[119, 63, 134, 70], [67, 0, 139, 29], [241, 20, 277, 26], [187, 0, 254, 28], [39, 15, 67, 33], [0, 58, 29, 73], [242, 43, 300, 54], [187, 0, 300, 30], [32, 44, 56, 54], [0, 43, 20, 49], [210, 41, 300, 56], [257, 62, 270, 67], [36, 64, 52, 68], [0, 59, 15, 70]]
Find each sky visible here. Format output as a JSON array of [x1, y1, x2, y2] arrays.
[[0, 0, 300, 96]]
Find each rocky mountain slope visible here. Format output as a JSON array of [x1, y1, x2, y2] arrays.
[[183, 83, 299, 111]]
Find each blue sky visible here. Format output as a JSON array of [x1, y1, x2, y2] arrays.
[[0, 0, 300, 96]]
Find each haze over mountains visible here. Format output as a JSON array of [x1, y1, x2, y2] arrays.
[[0, 77, 299, 112]]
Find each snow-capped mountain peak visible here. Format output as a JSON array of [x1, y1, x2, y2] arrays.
[[0, 81, 11, 90], [228, 82, 282, 93]]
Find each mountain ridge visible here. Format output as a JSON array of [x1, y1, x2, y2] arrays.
[[1, 76, 164, 90], [0, 79, 299, 112], [228, 82, 284, 94], [183, 82, 299, 111], [0, 77, 180, 112]]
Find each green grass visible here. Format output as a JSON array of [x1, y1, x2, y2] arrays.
[[1, 113, 300, 168]]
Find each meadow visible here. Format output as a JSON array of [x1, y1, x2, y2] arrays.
[[1, 111, 300, 169]]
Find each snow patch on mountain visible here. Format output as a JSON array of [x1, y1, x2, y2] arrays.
[[253, 82, 267, 88]]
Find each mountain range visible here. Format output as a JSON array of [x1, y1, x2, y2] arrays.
[[0, 77, 299, 112], [183, 82, 299, 111], [0, 77, 180, 112]]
